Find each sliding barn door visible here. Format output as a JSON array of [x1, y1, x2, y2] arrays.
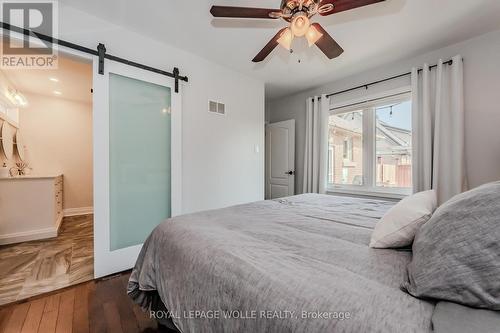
[[93, 60, 181, 278]]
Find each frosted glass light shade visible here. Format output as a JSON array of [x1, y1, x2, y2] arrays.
[[305, 25, 323, 47], [277, 28, 294, 50]]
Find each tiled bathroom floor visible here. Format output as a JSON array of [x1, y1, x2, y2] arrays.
[[0, 215, 93, 306]]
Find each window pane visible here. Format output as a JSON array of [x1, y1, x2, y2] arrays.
[[328, 111, 363, 186], [375, 101, 412, 189]]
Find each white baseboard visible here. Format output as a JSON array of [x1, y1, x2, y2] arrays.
[[0, 214, 67, 245], [0, 227, 58, 245], [63, 206, 94, 217]]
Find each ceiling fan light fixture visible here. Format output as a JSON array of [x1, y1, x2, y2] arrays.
[[209, 0, 384, 62], [305, 24, 323, 47], [290, 14, 310, 37], [277, 27, 294, 50]]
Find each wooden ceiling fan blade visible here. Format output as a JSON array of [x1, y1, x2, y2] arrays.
[[311, 23, 344, 59], [252, 28, 288, 63], [210, 6, 281, 19], [318, 0, 385, 16]]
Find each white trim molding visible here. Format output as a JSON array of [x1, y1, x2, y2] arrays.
[[0, 214, 64, 245], [327, 187, 408, 200], [63, 206, 94, 217], [0, 228, 56, 245], [330, 86, 412, 111]]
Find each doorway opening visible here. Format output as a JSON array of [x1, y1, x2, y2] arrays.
[[0, 38, 94, 306]]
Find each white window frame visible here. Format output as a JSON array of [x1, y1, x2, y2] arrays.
[[327, 87, 412, 199], [343, 137, 353, 161], [328, 145, 334, 184]]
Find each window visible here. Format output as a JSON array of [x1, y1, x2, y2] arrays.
[[328, 111, 363, 186], [327, 92, 412, 196], [375, 101, 412, 189]]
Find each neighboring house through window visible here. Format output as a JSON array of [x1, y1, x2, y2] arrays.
[[343, 137, 353, 161], [329, 110, 363, 186], [327, 90, 412, 197]]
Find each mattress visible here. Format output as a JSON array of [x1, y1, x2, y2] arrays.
[[128, 193, 435, 332]]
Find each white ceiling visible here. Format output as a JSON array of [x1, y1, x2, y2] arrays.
[[58, 0, 500, 100], [2, 51, 92, 104]]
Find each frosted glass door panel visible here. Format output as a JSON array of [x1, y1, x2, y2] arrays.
[[109, 73, 171, 251]]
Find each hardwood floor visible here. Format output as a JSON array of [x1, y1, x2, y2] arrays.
[[0, 272, 174, 333], [0, 215, 94, 306]]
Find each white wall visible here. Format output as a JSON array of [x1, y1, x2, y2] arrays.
[[268, 29, 500, 192], [57, 5, 265, 214], [19, 92, 93, 210]]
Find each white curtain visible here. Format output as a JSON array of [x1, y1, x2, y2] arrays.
[[303, 94, 329, 194], [411, 55, 467, 204]]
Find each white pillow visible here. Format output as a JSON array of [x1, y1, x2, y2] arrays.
[[369, 190, 437, 248]]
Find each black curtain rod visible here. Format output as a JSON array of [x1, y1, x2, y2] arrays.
[[325, 59, 454, 99], [0, 22, 188, 86]]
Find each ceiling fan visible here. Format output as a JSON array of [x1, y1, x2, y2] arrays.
[[210, 0, 385, 62]]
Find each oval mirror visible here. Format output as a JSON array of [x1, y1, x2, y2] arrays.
[[15, 130, 26, 162], [1, 121, 13, 160]]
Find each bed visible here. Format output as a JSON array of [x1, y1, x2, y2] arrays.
[[128, 193, 436, 332]]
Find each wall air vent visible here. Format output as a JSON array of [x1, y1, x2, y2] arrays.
[[208, 100, 225, 115]]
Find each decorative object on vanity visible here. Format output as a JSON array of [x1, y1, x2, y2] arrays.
[[210, 0, 385, 62], [369, 190, 437, 248], [402, 181, 500, 310], [9, 161, 31, 176], [1, 120, 14, 159]]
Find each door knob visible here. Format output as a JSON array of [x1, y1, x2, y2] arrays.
[[285, 170, 295, 175]]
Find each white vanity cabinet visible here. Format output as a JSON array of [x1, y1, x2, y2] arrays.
[[0, 175, 63, 245]]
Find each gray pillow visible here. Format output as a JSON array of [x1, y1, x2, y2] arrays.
[[401, 181, 500, 310]]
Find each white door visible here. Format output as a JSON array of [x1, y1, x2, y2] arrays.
[[265, 120, 295, 199], [93, 60, 182, 278]]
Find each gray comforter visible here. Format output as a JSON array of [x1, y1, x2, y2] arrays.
[[128, 194, 435, 332]]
